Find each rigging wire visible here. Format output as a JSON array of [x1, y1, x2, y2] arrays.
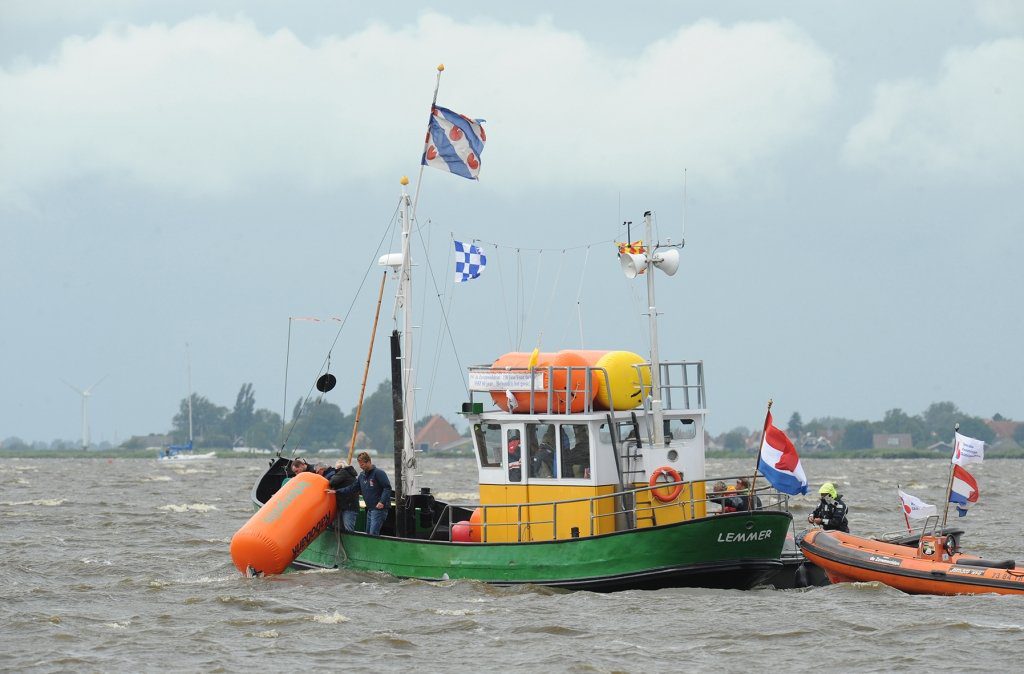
[[559, 245, 592, 347], [534, 249, 566, 350], [493, 243, 514, 352], [279, 200, 401, 454], [412, 217, 470, 398]]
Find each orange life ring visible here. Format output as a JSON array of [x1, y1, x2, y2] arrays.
[[649, 466, 683, 502]]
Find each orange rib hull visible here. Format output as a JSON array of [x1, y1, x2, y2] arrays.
[[800, 529, 1024, 596]]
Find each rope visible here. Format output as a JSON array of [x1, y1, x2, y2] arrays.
[[560, 244, 591, 347], [279, 200, 401, 454], [534, 249, 566, 349]]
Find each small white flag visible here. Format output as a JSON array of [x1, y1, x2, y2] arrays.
[[952, 431, 984, 466], [898, 489, 937, 520]]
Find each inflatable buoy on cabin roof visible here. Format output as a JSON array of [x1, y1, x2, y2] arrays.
[[489, 351, 593, 413], [229, 472, 336, 576], [573, 350, 650, 411], [489, 349, 650, 413]]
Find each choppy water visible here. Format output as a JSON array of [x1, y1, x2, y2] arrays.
[[2, 456, 1022, 672]]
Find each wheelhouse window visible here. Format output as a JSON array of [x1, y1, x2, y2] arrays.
[[599, 422, 641, 447], [664, 418, 697, 442], [527, 422, 556, 478], [560, 423, 591, 478], [474, 423, 502, 468], [507, 428, 522, 482]]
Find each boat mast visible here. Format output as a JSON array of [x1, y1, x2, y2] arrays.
[[643, 211, 666, 447], [186, 342, 194, 449], [397, 178, 416, 496]]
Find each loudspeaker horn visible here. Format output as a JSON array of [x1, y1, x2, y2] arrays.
[[653, 248, 680, 276], [619, 252, 648, 279]]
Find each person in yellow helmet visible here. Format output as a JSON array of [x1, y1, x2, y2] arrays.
[[808, 482, 849, 532]]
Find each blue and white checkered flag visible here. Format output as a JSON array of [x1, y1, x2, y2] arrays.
[[453, 240, 486, 283]]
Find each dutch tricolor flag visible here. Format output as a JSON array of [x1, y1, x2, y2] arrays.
[[949, 464, 979, 517], [757, 411, 808, 495]]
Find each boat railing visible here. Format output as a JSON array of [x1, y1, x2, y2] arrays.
[[465, 360, 706, 414], [632, 360, 706, 412], [426, 477, 789, 543]]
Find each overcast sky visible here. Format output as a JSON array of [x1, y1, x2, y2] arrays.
[[2, 1, 1022, 446]]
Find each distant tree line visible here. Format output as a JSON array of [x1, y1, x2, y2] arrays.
[[155, 379, 443, 451], [716, 401, 1016, 452]]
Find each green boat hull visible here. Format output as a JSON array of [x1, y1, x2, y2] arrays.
[[292, 510, 792, 591]]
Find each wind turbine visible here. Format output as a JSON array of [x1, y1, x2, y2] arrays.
[[62, 376, 107, 450]]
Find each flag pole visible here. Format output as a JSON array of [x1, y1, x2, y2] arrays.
[[410, 63, 445, 224], [940, 422, 959, 528], [897, 484, 911, 534], [747, 399, 773, 508]]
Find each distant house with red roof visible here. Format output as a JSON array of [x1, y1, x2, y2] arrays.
[[415, 415, 461, 452], [986, 419, 1020, 440]]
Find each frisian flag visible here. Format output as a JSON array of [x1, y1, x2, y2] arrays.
[[757, 411, 808, 495], [949, 464, 979, 517], [422, 105, 486, 180]]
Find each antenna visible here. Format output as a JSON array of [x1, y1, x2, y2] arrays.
[[618, 211, 684, 446], [682, 168, 687, 240], [62, 375, 107, 450]]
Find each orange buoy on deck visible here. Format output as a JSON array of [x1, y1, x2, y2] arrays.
[[490, 351, 594, 413], [230, 472, 336, 576]]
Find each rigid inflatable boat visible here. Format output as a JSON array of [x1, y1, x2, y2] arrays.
[[800, 527, 1024, 595]]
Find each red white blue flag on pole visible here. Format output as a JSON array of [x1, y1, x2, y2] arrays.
[[757, 411, 808, 495], [949, 464, 979, 517], [422, 105, 486, 180]]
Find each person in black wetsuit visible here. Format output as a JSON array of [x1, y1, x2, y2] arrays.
[[808, 482, 849, 532]]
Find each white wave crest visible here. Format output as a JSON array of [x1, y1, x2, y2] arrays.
[[159, 503, 218, 513], [253, 630, 279, 638], [434, 491, 479, 502], [312, 611, 350, 624], [1, 498, 65, 506]]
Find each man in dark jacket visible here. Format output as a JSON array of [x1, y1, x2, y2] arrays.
[[290, 457, 314, 476], [334, 451, 393, 536], [808, 482, 849, 532], [326, 460, 360, 532]]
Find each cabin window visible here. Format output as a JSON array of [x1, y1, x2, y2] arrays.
[[665, 418, 697, 442], [526, 423, 556, 478], [474, 423, 502, 468], [507, 428, 522, 482], [559, 423, 591, 478], [599, 422, 641, 447]]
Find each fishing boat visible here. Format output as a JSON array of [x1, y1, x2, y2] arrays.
[[800, 520, 1024, 595], [232, 184, 795, 589]]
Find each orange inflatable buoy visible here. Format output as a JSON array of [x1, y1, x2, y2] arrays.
[[649, 466, 684, 502], [490, 351, 595, 413], [468, 507, 484, 543], [230, 472, 337, 576], [451, 521, 473, 542]]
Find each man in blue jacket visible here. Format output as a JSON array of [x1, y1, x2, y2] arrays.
[[335, 451, 393, 536]]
